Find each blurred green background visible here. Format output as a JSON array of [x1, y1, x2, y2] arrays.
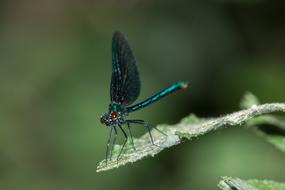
[[1, 0, 285, 190]]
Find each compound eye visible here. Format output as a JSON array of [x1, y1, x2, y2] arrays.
[[100, 117, 105, 124], [111, 112, 117, 119]]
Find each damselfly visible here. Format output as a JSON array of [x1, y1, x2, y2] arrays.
[[100, 31, 189, 163]]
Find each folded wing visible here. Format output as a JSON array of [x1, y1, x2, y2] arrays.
[[110, 31, 141, 106]]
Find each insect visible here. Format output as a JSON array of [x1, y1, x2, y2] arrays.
[[100, 31, 189, 163]]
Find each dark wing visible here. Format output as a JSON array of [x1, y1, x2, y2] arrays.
[[110, 31, 141, 106]]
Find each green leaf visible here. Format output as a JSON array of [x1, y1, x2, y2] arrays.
[[252, 115, 285, 152], [266, 135, 285, 152], [96, 99, 285, 172], [248, 179, 285, 190], [218, 177, 258, 190], [218, 177, 285, 190], [238, 93, 285, 153], [240, 92, 260, 109]]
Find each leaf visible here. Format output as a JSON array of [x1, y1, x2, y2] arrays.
[[218, 177, 258, 190], [240, 91, 260, 109], [253, 115, 285, 152], [239, 93, 285, 153], [248, 179, 285, 190], [96, 99, 285, 172], [218, 177, 285, 190]]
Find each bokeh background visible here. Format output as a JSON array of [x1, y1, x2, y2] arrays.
[[1, 0, 285, 190]]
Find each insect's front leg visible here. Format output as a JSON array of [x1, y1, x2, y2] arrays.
[[117, 124, 128, 162], [105, 127, 113, 165], [109, 126, 118, 160]]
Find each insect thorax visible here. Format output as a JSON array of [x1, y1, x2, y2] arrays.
[[109, 102, 126, 113]]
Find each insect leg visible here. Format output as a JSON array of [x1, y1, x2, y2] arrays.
[[126, 120, 161, 146], [105, 127, 113, 165], [127, 120, 167, 136], [126, 121, 136, 151], [145, 121, 155, 145], [117, 125, 128, 162], [109, 126, 118, 160]]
